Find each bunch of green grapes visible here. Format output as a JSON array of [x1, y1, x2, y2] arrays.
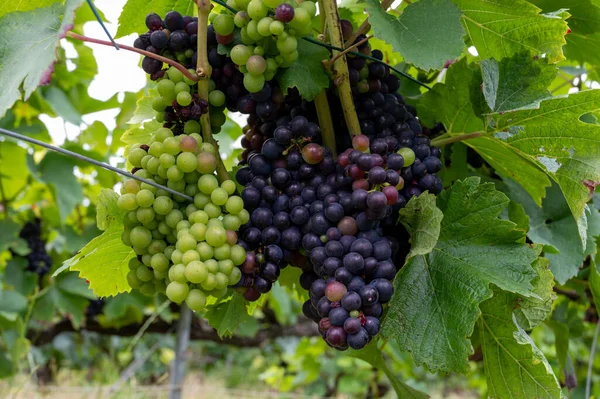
[[211, 0, 316, 93], [151, 66, 227, 135], [117, 129, 247, 311]]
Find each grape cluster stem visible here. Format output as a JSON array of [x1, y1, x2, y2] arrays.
[[65, 32, 198, 82], [326, 35, 372, 68], [430, 132, 483, 147], [314, 91, 337, 156], [322, 0, 362, 138]]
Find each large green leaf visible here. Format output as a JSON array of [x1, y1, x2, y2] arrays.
[[116, 0, 196, 38], [63, 222, 134, 298], [0, 142, 30, 200], [203, 294, 250, 338], [513, 256, 556, 330], [481, 52, 557, 112], [398, 193, 442, 257], [363, 0, 464, 71], [37, 152, 84, 222], [504, 180, 600, 283], [96, 189, 125, 231], [478, 290, 562, 398], [0, 0, 84, 118], [0, 220, 28, 254], [0, 0, 62, 18], [276, 40, 330, 101], [381, 177, 538, 373], [452, 0, 568, 63]]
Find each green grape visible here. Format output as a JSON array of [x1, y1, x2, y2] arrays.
[[140, 181, 158, 194], [163, 137, 181, 155], [243, 73, 265, 93], [141, 254, 152, 267], [246, 20, 262, 41], [129, 257, 141, 270], [185, 260, 208, 284], [214, 272, 229, 289], [218, 259, 235, 275], [194, 193, 210, 209], [130, 226, 152, 248], [160, 153, 176, 169], [167, 179, 186, 194], [234, 11, 250, 27], [176, 234, 197, 253], [140, 155, 152, 170], [269, 20, 284, 36], [149, 142, 163, 157], [186, 289, 207, 311], [136, 208, 156, 225], [228, 267, 242, 285], [230, 44, 253, 66], [189, 210, 209, 225], [155, 127, 174, 142], [154, 269, 167, 280], [253, 46, 264, 56], [299, 1, 317, 17], [151, 253, 170, 272], [207, 218, 224, 229], [210, 110, 226, 128], [263, 0, 281, 7], [153, 196, 173, 215], [230, 244, 246, 265], [146, 157, 160, 175], [209, 188, 228, 206], [220, 180, 236, 195], [247, 0, 268, 19], [165, 209, 183, 229], [136, 265, 154, 282], [174, 81, 191, 94], [198, 174, 219, 195], [127, 270, 141, 289], [204, 203, 222, 219], [200, 143, 216, 154], [213, 14, 235, 35], [200, 274, 217, 291], [166, 165, 184, 182], [166, 233, 177, 245], [277, 35, 297, 54], [135, 189, 154, 208], [214, 244, 231, 261], [128, 148, 147, 167], [182, 249, 200, 265], [257, 17, 273, 36], [176, 220, 191, 231], [157, 166, 168, 180], [208, 90, 226, 107], [240, 27, 253, 45], [156, 112, 165, 123], [169, 263, 188, 283], [210, 287, 228, 299], [206, 225, 227, 247], [122, 230, 132, 247], [223, 214, 241, 231], [238, 209, 250, 224], [133, 245, 148, 255], [289, 7, 311, 34], [148, 239, 166, 255], [190, 222, 207, 241], [176, 152, 198, 173], [236, 0, 251, 10], [177, 228, 190, 240], [205, 259, 219, 273], [164, 245, 175, 260], [171, 249, 183, 264], [184, 120, 201, 134], [197, 242, 214, 261], [397, 147, 416, 167], [183, 69, 199, 85], [225, 196, 244, 214], [166, 281, 189, 303], [167, 66, 184, 83], [158, 79, 176, 97], [121, 179, 140, 195], [118, 193, 138, 211], [246, 55, 266, 76], [176, 91, 192, 107]]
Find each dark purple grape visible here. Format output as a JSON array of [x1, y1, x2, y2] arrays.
[[359, 285, 379, 305], [343, 252, 364, 274], [275, 3, 295, 22], [347, 328, 370, 349], [370, 278, 393, 302], [145, 13, 162, 30], [344, 317, 362, 334], [150, 30, 168, 48], [326, 326, 347, 347], [329, 307, 350, 326], [142, 57, 163, 74], [254, 276, 272, 293], [364, 316, 380, 336], [341, 292, 362, 311], [164, 11, 185, 31]]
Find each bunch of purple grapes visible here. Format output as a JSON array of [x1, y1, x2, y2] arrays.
[[18, 219, 53, 276]]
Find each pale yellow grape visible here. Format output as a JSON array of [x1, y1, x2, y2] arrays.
[[190, 223, 207, 241], [171, 249, 183, 264], [151, 253, 170, 272], [182, 249, 200, 265], [214, 244, 231, 260], [214, 272, 229, 289], [176, 234, 197, 252], [186, 289, 207, 311], [197, 242, 214, 260], [218, 259, 234, 275], [204, 203, 222, 218], [204, 259, 219, 274], [166, 281, 189, 303], [118, 193, 138, 211], [185, 260, 208, 283], [121, 179, 141, 194], [200, 274, 217, 291], [168, 263, 187, 283], [176, 152, 198, 173]]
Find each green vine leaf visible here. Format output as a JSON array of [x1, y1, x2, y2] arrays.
[[513, 255, 556, 330], [481, 52, 557, 112], [276, 40, 330, 101], [203, 293, 250, 338], [0, 142, 30, 200], [363, 0, 464, 71], [116, 0, 196, 38], [478, 290, 563, 398], [452, 0, 569, 63], [0, 0, 83, 118], [381, 177, 538, 373], [398, 193, 443, 257]]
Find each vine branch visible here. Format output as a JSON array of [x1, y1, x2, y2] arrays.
[[196, 0, 229, 183], [326, 35, 372, 68], [322, 0, 361, 137], [430, 132, 483, 147], [66, 32, 198, 82], [314, 91, 337, 156]]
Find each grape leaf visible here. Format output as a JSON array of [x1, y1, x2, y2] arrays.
[[513, 256, 556, 330], [398, 193, 443, 257], [203, 293, 250, 337], [363, 0, 464, 71], [452, 0, 568, 63], [0, 142, 30, 199], [504, 180, 600, 284], [127, 89, 158, 125], [37, 152, 83, 222], [116, 0, 196, 38], [591, 258, 600, 312], [96, 189, 125, 231], [0, 0, 83, 118], [64, 221, 134, 297], [349, 342, 429, 399], [276, 40, 330, 101], [481, 52, 556, 112], [33, 281, 89, 328], [0, 0, 63, 17], [121, 120, 162, 145], [0, 291, 27, 315], [0, 220, 28, 254], [381, 177, 538, 373], [478, 290, 563, 398], [98, 291, 150, 328]]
